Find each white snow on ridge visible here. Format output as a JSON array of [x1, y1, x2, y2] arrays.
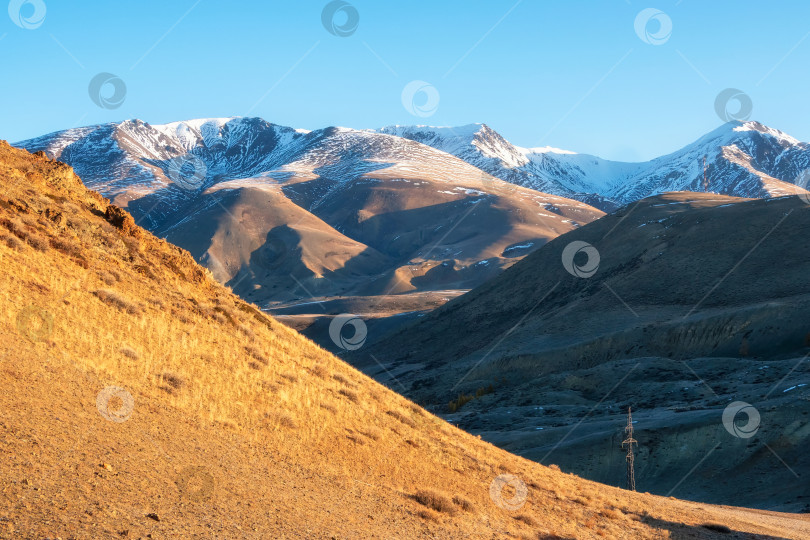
[[13, 116, 810, 217]]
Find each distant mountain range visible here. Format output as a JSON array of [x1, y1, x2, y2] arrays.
[[13, 118, 603, 314], [380, 121, 810, 210], [13, 118, 810, 331]]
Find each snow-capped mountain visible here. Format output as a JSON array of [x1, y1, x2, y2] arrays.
[[380, 121, 810, 210], [14, 117, 602, 312]]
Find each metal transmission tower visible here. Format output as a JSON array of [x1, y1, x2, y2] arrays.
[[622, 407, 637, 491]]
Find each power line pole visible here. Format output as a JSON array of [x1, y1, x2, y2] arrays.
[[622, 407, 637, 491]]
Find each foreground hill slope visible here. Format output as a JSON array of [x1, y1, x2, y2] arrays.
[[1, 144, 808, 538], [358, 191, 810, 510]]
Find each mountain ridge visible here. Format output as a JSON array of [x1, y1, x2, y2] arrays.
[[378, 120, 810, 209], [18, 117, 810, 214]]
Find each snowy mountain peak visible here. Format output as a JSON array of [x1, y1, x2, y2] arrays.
[[733, 120, 800, 146]]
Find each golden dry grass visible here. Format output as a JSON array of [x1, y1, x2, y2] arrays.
[[0, 141, 808, 538]]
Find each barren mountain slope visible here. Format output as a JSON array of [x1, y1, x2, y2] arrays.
[[357, 191, 810, 510], [2, 144, 809, 538]]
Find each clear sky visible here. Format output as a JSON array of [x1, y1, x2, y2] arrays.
[[1, 0, 809, 161]]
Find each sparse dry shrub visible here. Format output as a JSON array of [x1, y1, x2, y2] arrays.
[[451, 495, 473, 511], [98, 270, 118, 285], [0, 216, 25, 237], [49, 236, 82, 258], [235, 301, 274, 331], [147, 296, 165, 308], [245, 346, 268, 366], [332, 372, 353, 386], [514, 514, 538, 526], [310, 364, 328, 378], [160, 372, 186, 390], [412, 489, 456, 515], [280, 372, 298, 383], [416, 508, 439, 522], [238, 323, 255, 340], [0, 232, 23, 250], [25, 232, 49, 251], [359, 427, 382, 441], [122, 235, 141, 256], [119, 345, 140, 360], [62, 202, 81, 215], [20, 214, 37, 228], [213, 305, 236, 326], [265, 411, 296, 429], [319, 403, 336, 413], [172, 308, 192, 324], [339, 388, 359, 402], [548, 464, 561, 472], [387, 409, 416, 428], [132, 263, 157, 281], [92, 289, 142, 315], [408, 403, 424, 416], [601, 508, 622, 520]]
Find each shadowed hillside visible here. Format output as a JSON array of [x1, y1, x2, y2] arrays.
[[357, 191, 810, 511]]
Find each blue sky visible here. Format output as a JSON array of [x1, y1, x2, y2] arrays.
[[1, 0, 809, 161]]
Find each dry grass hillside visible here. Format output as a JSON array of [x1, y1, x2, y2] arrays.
[[1, 141, 808, 538]]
